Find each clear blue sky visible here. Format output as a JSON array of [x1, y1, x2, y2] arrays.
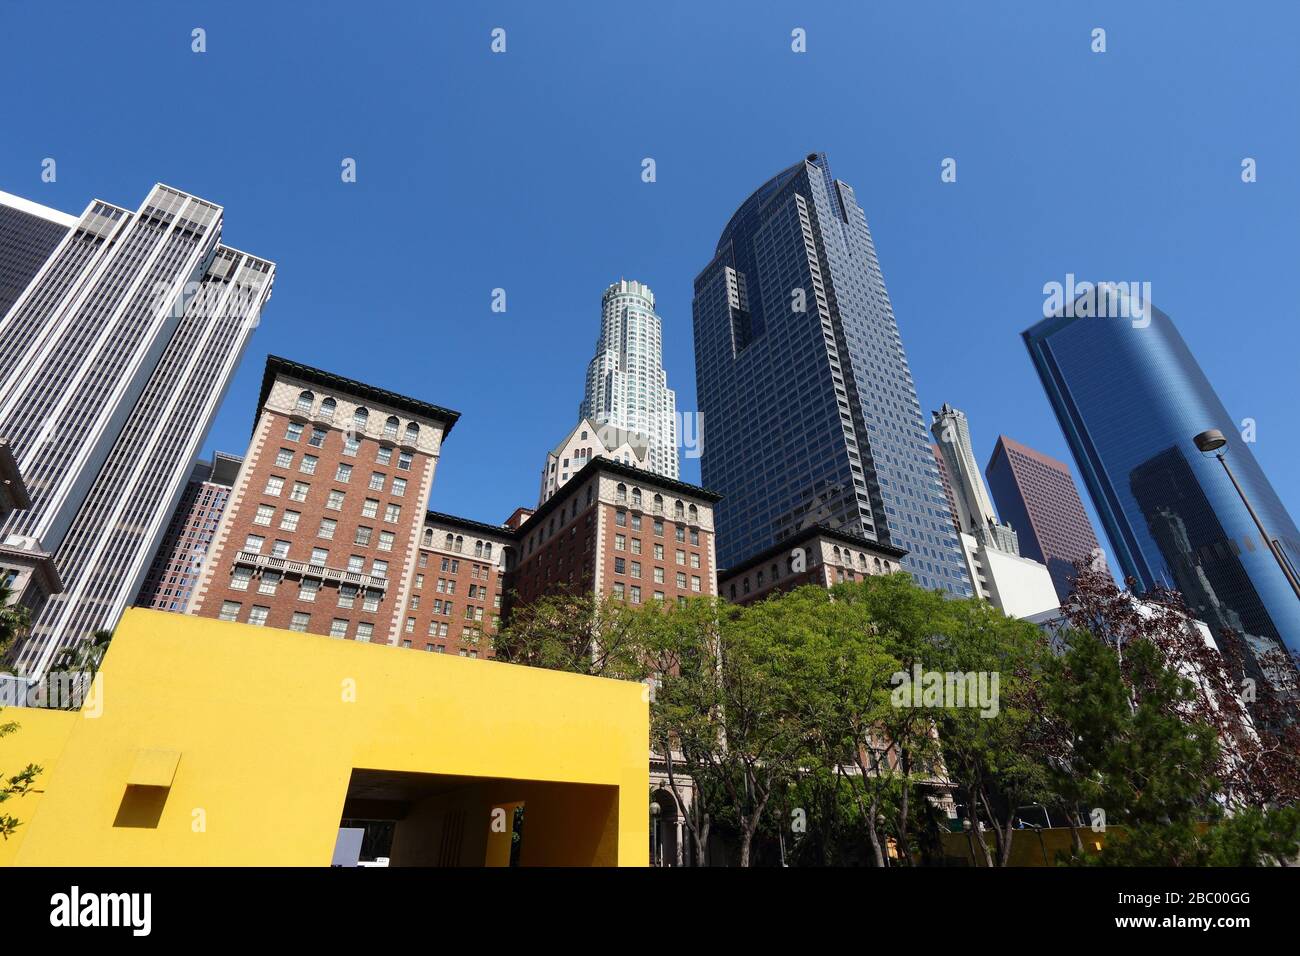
[[3, 1, 1297, 574]]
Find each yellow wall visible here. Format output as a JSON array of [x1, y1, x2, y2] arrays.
[[0, 609, 648, 866]]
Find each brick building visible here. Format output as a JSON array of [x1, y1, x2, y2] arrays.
[[187, 356, 459, 644], [718, 525, 907, 606], [506, 457, 722, 611], [136, 452, 242, 612], [401, 512, 514, 657]]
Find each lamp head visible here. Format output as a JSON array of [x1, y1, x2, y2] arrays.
[[1193, 429, 1228, 454]]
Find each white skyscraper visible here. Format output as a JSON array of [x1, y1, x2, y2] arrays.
[[579, 280, 678, 479], [0, 184, 273, 678]]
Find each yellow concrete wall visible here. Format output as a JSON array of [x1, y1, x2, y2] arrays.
[[2, 609, 648, 866], [0, 707, 76, 867]]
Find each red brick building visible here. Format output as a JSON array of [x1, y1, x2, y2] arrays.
[[718, 525, 908, 606], [187, 356, 459, 645], [505, 458, 722, 611]]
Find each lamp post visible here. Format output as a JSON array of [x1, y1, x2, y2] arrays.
[[1193, 429, 1300, 602]]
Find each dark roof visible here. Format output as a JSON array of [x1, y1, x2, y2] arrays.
[[719, 524, 908, 579], [257, 355, 461, 437], [424, 510, 514, 539], [517, 456, 722, 536]]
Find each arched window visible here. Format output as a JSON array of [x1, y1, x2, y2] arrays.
[[384, 416, 400, 439], [444, 533, 454, 550], [631, 487, 642, 508], [353, 407, 369, 429], [295, 390, 314, 413], [833, 547, 842, 562], [320, 397, 337, 421], [874, 557, 883, 573], [474, 540, 484, 558], [405, 422, 419, 444], [688, 504, 698, 523], [674, 500, 684, 520], [616, 482, 627, 503], [484, 543, 492, 559], [423, 529, 433, 547], [653, 493, 663, 514], [454, 535, 463, 553]]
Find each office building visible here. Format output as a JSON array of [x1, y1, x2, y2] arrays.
[[136, 452, 242, 612], [1023, 287, 1300, 661], [0, 184, 273, 677], [579, 279, 678, 480], [986, 435, 1104, 603], [692, 153, 969, 594], [0, 189, 76, 319]]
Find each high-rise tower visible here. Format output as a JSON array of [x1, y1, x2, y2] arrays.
[[580, 280, 678, 480], [0, 184, 273, 677], [692, 153, 969, 594]]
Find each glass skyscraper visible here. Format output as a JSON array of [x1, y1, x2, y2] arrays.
[[1024, 289, 1300, 662], [693, 153, 970, 593]]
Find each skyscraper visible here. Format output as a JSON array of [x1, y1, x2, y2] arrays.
[[985, 434, 1104, 603], [580, 279, 678, 480], [693, 153, 969, 593], [0, 190, 76, 319], [0, 184, 273, 678], [1023, 287, 1300, 660]]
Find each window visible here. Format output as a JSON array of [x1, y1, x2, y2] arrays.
[[285, 422, 303, 442], [369, 472, 385, 491], [343, 435, 360, 457], [630, 561, 641, 578], [615, 534, 626, 551], [309, 427, 327, 448], [405, 617, 415, 633], [295, 390, 314, 413], [264, 476, 284, 497], [654, 567, 664, 583], [377, 446, 393, 466], [614, 557, 625, 574], [330, 619, 349, 639], [630, 586, 641, 604], [318, 518, 337, 540], [631, 538, 641, 555], [676, 526, 686, 542], [362, 498, 379, 518], [654, 519, 664, 536], [356, 623, 374, 643], [378, 531, 395, 552], [398, 452, 412, 471], [230, 567, 252, 591], [612, 582, 625, 600], [654, 544, 663, 560], [338, 584, 357, 609], [299, 579, 319, 602], [405, 423, 419, 443], [362, 591, 379, 612], [372, 560, 388, 578], [392, 477, 407, 497], [310, 548, 329, 566], [326, 490, 345, 511], [218, 601, 241, 622], [384, 416, 400, 439], [244, 534, 265, 553], [258, 571, 281, 595], [290, 481, 309, 502], [274, 448, 294, 467], [353, 407, 369, 430], [384, 503, 401, 524], [334, 463, 352, 483], [677, 572, 687, 588], [691, 553, 701, 569], [253, 504, 274, 526], [690, 529, 700, 546], [248, 606, 270, 627], [354, 526, 373, 546], [280, 510, 300, 532], [271, 539, 291, 559], [615, 511, 627, 528], [347, 555, 365, 573], [289, 612, 310, 632], [320, 397, 336, 421], [300, 455, 319, 475], [691, 575, 702, 592], [676, 549, 685, 565]]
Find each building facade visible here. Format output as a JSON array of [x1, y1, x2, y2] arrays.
[[719, 525, 907, 606], [985, 434, 1104, 604], [187, 356, 458, 646], [580, 280, 678, 480], [0, 190, 76, 319], [0, 184, 272, 677], [692, 153, 969, 595], [136, 452, 242, 612], [538, 416, 648, 507], [1023, 289, 1300, 662]]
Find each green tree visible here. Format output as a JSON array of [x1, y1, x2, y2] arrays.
[[0, 580, 40, 840]]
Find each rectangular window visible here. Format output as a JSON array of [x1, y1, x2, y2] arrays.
[[310, 548, 329, 566], [326, 490, 345, 511], [362, 591, 379, 612], [253, 504, 274, 526], [378, 531, 395, 552], [280, 510, 301, 532], [230, 567, 252, 591], [274, 448, 294, 467], [615, 511, 627, 527], [356, 623, 373, 643], [347, 555, 365, 573], [289, 612, 310, 632], [691, 553, 701, 568], [244, 534, 265, 553], [290, 481, 309, 502], [248, 605, 270, 627], [384, 504, 401, 524], [377, 447, 393, 466], [264, 476, 284, 497], [612, 582, 625, 600], [318, 518, 337, 540], [285, 422, 303, 442], [654, 567, 664, 583], [614, 557, 625, 574], [218, 600, 240, 622], [615, 534, 625, 551], [300, 455, 319, 475], [334, 463, 352, 483], [343, 436, 360, 457], [354, 526, 373, 546], [630, 586, 641, 604], [338, 584, 357, 609], [630, 561, 641, 578], [391, 477, 407, 497], [299, 579, 319, 602], [258, 571, 281, 595], [271, 540, 291, 559], [691, 575, 701, 592], [631, 538, 642, 555], [368, 472, 385, 491], [330, 618, 349, 639], [362, 498, 379, 518], [309, 427, 327, 448], [398, 452, 413, 471]]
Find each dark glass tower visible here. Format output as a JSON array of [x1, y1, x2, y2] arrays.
[[693, 154, 970, 594], [1024, 290, 1300, 661]]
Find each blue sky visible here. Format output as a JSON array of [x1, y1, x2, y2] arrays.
[[3, 1, 1296, 574]]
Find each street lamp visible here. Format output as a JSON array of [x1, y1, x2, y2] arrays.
[[1193, 429, 1300, 602]]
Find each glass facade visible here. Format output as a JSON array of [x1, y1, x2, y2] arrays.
[[1024, 295, 1300, 661], [693, 154, 970, 594]]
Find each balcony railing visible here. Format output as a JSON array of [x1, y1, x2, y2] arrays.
[[234, 551, 388, 590]]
